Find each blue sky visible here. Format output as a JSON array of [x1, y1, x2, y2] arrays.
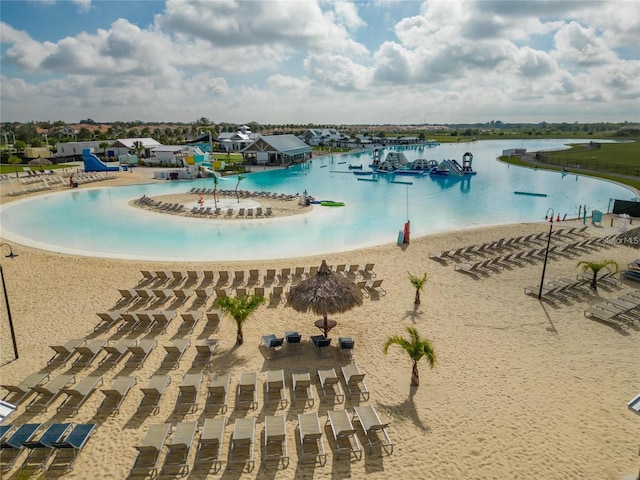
[[1, 0, 638, 124]]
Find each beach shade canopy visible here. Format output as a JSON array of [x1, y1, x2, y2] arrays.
[[287, 260, 363, 337]]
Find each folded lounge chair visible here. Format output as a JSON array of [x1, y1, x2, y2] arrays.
[[138, 375, 171, 415], [176, 372, 203, 413], [262, 415, 289, 468], [1, 423, 42, 472], [131, 423, 171, 477], [325, 409, 363, 460], [161, 421, 199, 476], [99, 376, 137, 416], [317, 367, 345, 404], [236, 372, 258, 410], [265, 369, 288, 408], [26, 374, 76, 413], [296, 413, 327, 465], [291, 369, 314, 407], [56, 375, 104, 416], [1, 372, 50, 406], [352, 405, 393, 455], [206, 374, 231, 413], [19, 423, 73, 473], [126, 339, 157, 369], [229, 418, 256, 472], [341, 364, 370, 401], [49, 423, 97, 472], [194, 417, 227, 473], [72, 338, 107, 367], [48, 338, 85, 366]]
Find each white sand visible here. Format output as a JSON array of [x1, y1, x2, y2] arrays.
[[0, 169, 638, 479]]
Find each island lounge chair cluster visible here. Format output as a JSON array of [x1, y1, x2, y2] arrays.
[[524, 277, 592, 303], [584, 290, 640, 328]]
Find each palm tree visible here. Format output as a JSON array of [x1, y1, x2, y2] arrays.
[[577, 259, 619, 291], [8, 155, 22, 177], [234, 175, 245, 203], [217, 295, 265, 345], [408, 272, 428, 305], [212, 173, 219, 208], [132, 140, 145, 159], [383, 326, 436, 387]]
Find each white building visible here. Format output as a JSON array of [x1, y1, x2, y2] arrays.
[[56, 141, 106, 158], [149, 145, 208, 166], [217, 125, 260, 151], [302, 128, 343, 146], [107, 138, 162, 159]]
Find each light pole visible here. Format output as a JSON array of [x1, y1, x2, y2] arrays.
[[0, 243, 18, 360], [538, 208, 554, 300]]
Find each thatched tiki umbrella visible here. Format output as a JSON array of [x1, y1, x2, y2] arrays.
[[288, 260, 363, 337]]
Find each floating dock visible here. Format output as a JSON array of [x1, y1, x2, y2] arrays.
[[514, 191, 548, 197]]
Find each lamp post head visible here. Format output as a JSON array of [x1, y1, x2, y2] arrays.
[[0, 243, 17, 259]]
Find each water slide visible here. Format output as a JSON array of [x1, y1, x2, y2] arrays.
[[201, 167, 223, 179], [439, 159, 464, 176], [82, 148, 119, 172]]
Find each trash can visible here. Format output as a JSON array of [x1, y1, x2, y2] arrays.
[[73, 182, 78, 188]]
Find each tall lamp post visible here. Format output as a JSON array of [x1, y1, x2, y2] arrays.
[[538, 209, 554, 300], [0, 243, 18, 359]]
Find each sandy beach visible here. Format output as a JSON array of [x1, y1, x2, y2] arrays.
[[0, 169, 638, 479]]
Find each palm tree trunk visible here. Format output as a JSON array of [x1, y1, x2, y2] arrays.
[[414, 289, 420, 305], [411, 361, 420, 386], [592, 271, 598, 291], [236, 327, 244, 345]]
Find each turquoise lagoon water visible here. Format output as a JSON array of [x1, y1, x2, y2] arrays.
[[1, 139, 636, 261]]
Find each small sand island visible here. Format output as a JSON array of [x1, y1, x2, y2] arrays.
[[129, 188, 313, 219]]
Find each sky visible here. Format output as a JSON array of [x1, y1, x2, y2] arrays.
[[1, 0, 639, 125]]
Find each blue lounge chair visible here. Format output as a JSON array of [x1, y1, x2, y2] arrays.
[[20, 423, 73, 472], [285, 331, 302, 353], [338, 337, 355, 360], [1, 423, 42, 472], [310, 335, 332, 356], [49, 423, 97, 472], [262, 334, 284, 358]]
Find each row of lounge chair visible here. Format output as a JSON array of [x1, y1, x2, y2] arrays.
[[136, 195, 185, 213], [261, 332, 355, 360], [454, 236, 617, 277], [430, 226, 592, 263], [138, 264, 377, 288], [95, 310, 220, 334], [131, 404, 392, 476], [0, 423, 96, 473], [584, 290, 640, 328], [189, 188, 298, 200], [189, 206, 273, 218]]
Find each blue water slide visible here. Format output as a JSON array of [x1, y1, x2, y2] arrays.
[[82, 148, 119, 172]]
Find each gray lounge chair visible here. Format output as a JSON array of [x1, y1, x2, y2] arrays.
[[341, 364, 370, 401], [180, 311, 203, 332], [1, 423, 42, 472], [56, 375, 104, 416], [326, 409, 363, 460], [296, 413, 327, 465], [99, 338, 136, 366], [161, 339, 190, 369], [151, 311, 176, 333], [94, 311, 122, 331], [138, 375, 171, 414], [48, 338, 85, 366], [291, 369, 314, 407], [1, 372, 50, 406], [236, 372, 258, 410], [20, 423, 73, 473], [161, 421, 199, 476], [194, 417, 227, 473], [262, 414, 289, 468], [229, 418, 256, 472], [317, 367, 345, 404], [99, 376, 137, 416], [125, 338, 157, 369], [265, 369, 288, 408], [206, 374, 231, 413], [352, 405, 393, 455], [26, 374, 76, 413], [72, 339, 107, 367], [176, 372, 203, 413], [131, 423, 171, 477], [49, 423, 97, 472]]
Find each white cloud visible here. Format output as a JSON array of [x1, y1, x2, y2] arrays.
[[554, 21, 618, 66]]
